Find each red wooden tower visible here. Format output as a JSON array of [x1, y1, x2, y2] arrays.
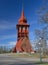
[[13, 9, 34, 53]]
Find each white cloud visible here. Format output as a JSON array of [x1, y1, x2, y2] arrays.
[[0, 34, 17, 40], [0, 20, 16, 30], [0, 41, 16, 48], [8, 41, 16, 46], [0, 20, 17, 41]]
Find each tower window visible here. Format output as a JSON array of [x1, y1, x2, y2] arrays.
[[23, 27, 25, 30], [20, 27, 21, 30], [19, 27, 21, 32]]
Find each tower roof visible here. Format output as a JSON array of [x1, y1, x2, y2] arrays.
[[18, 9, 27, 23]]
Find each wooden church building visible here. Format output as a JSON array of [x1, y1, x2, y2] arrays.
[[13, 9, 34, 53]]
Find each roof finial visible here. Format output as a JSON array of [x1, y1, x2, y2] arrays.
[[22, 0, 24, 11], [18, 0, 27, 23], [21, 8, 24, 18], [21, 0, 24, 18]]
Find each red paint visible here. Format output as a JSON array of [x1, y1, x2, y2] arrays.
[[13, 9, 34, 53]]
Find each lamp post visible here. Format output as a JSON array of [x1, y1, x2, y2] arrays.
[[39, 42, 42, 63]]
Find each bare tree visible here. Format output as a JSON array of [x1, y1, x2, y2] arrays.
[[37, 0, 48, 24], [35, 0, 48, 55]]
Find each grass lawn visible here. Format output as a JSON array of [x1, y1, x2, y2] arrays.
[[9, 53, 48, 58], [0, 53, 48, 58], [0, 53, 48, 65], [1, 53, 48, 58], [8, 53, 40, 58], [35, 62, 48, 65]]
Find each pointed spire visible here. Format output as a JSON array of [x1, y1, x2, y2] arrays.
[[21, 2, 24, 18], [21, 9, 24, 19], [18, 8, 27, 23]]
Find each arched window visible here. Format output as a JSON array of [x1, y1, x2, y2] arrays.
[[23, 27, 25, 30], [20, 27, 21, 30], [19, 27, 21, 32], [27, 27, 28, 30]]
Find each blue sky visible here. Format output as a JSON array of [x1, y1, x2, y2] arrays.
[[0, 0, 47, 48]]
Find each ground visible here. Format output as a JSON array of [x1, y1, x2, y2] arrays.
[[0, 53, 48, 65]]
